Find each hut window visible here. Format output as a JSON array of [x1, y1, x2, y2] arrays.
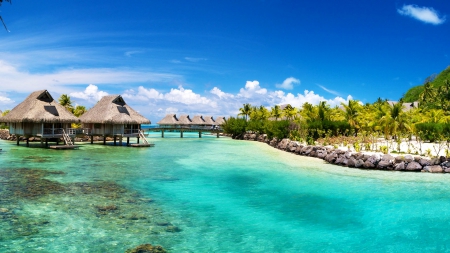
[[117, 106, 130, 115], [94, 123, 101, 129], [44, 106, 59, 116]]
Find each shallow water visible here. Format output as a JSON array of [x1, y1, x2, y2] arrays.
[[1, 133, 450, 252]]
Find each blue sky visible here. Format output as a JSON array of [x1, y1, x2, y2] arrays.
[[0, 1, 448, 121]]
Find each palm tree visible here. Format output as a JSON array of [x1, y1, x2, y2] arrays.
[[73, 105, 87, 117], [282, 104, 297, 121], [419, 82, 436, 108], [300, 102, 316, 122], [238, 103, 252, 121], [59, 94, 74, 113], [317, 101, 330, 121], [270, 105, 282, 121], [341, 100, 361, 133], [258, 105, 270, 120]]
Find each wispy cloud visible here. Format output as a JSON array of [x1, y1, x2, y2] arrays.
[[317, 84, 341, 96], [276, 77, 300, 90], [184, 57, 207, 62], [398, 4, 446, 25]]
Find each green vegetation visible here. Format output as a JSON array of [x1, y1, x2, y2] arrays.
[[224, 74, 450, 156], [403, 66, 450, 102]]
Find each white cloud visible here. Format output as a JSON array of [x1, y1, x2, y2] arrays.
[[165, 107, 179, 114], [0, 60, 180, 94], [0, 95, 14, 104], [276, 77, 300, 90], [318, 84, 340, 96], [164, 86, 215, 106], [70, 84, 109, 102], [398, 5, 446, 25], [238, 80, 268, 98], [210, 87, 234, 99], [277, 90, 351, 108], [184, 57, 207, 62]]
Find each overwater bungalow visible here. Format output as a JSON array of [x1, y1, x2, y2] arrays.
[[79, 95, 151, 145], [214, 116, 225, 126], [157, 114, 179, 127], [190, 115, 205, 127], [203, 116, 215, 126], [0, 90, 80, 147], [178, 114, 192, 128]]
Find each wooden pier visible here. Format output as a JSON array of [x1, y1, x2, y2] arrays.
[[147, 127, 223, 138]]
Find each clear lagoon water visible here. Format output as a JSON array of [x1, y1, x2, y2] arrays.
[[2, 132, 450, 252]]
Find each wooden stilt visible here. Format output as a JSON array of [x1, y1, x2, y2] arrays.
[[16, 135, 19, 146], [127, 137, 130, 145], [217, 132, 219, 138], [103, 136, 106, 145], [45, 139, 48, 147], [181, 130, 183, 138], [114, 136, 117, 146], [137, 137, 140, 144], [91, 136, 94, 144], [119, 137, 122, 146], [26, 138, 29, 147], [162, 130, 164, 138], [199, 131, 202, 138]]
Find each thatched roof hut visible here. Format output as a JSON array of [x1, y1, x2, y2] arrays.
[[190, 115, 205, 125], [80, 95, 150, 124], [157, 114, 179, 125], [203, 116, 215, 126], [178, 115, 192, 125], [0, 90, 79, 123], [214, 116, 225, 125]]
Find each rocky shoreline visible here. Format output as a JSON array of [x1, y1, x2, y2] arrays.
[[241, 133, 450, 174]]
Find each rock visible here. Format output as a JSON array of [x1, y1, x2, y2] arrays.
[[165, 225, 181, 232], [445, 168, 450, 173], [363, 161, 375, 169], [309, 150, 317, 157], [381, 154, 395, 162], [431, 158, 441, 165], [317, 150, 328, 159], [367, 154, 380, 165], [419, 158, 431, 167], [355, 153, 364, 160], [348, 158, 356, 167], [394, 156, 405, 163], [125, 244, 167, 253], [423, 165, 444, 173], [377, 160, 392, 170], [394, 162, 405, 171], [442, 161, 450, 168], [335, 156, 344, 165], [341, 158, 349, 167], [406, 161, 423, 171], [355, 159, 364, 168], [439, 156, 447, 164], [404, 155, 414, 163], [325, 152, 337, 163], [414, 156, 421, 162]]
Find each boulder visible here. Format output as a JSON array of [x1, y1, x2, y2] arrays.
[[367, 154, 380, 165], [419, 158, 431, 167], [363, 161, 375, 169], [125, 244, 167, 253], [394, 162, 405, 171], [406, 161, 423, 171], [394, 156, 405, 163], [325, 152, 337, 163], [348, 157, 356, 167], [423, 165, 443, 173], [377, 160, 392, 170], [381, 154, 395, 162], [404, 155, 414, 163], [355, 159, 365, 168], [445, 168, 450, 173], [317, 150, 328, 159]]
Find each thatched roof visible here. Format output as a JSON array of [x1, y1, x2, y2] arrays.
[[214, 116, 225, 125], [203, 115, 215, 126], [190, 115, 205, 125], [79, 95, 151, 124], [0, 90, 79, 123], [157, 114, 179, 125], [178, 115, 192, 125]]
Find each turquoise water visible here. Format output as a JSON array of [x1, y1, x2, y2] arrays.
[[2, 133, 450, 252]]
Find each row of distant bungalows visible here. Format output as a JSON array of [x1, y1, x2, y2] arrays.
[[0, 90, 150, 144], [157, 114, 225, 128]]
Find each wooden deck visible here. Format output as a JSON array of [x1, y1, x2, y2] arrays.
[[147, 127, 223, 138], [49, 145, 79, 150]]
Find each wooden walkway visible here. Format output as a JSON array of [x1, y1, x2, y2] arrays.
[[147, 127, 223, 138]]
